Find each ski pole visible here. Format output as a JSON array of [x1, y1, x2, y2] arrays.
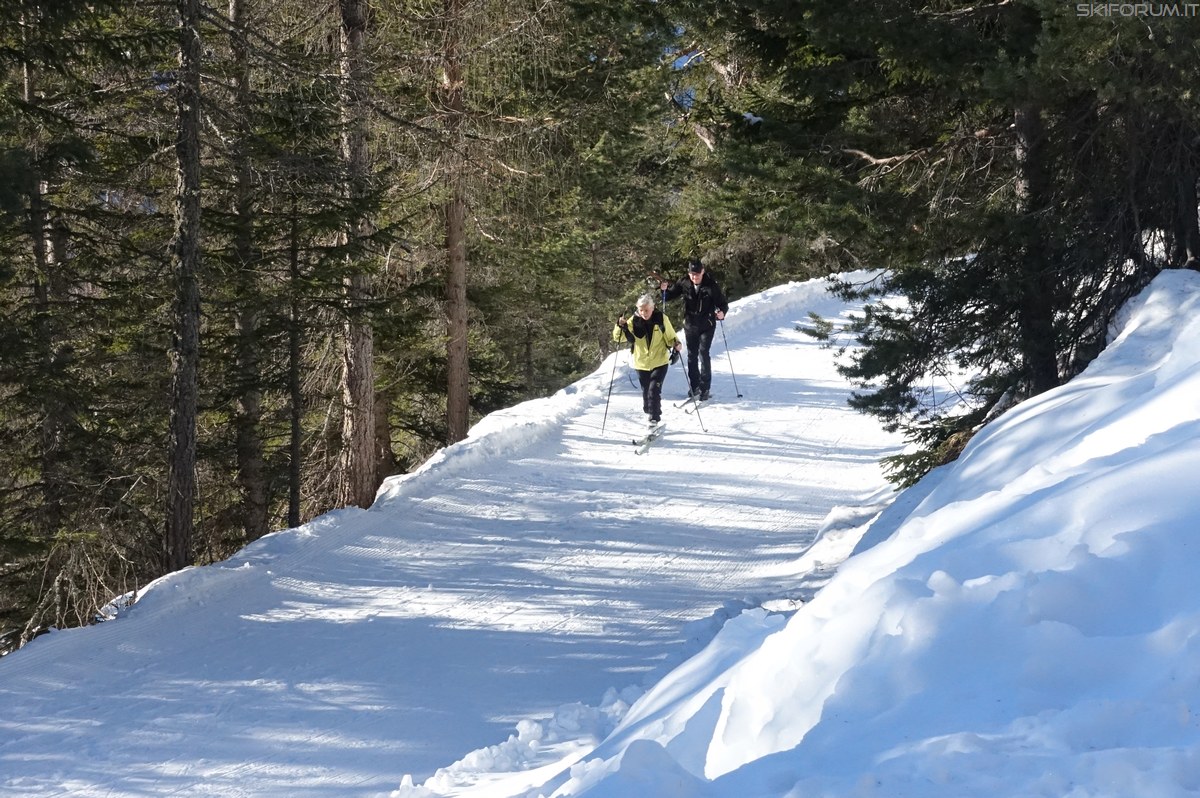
[[601, 346, 619, 434], [648, 271, 669, 310], [719, 318, 743, 398], [673, 349, 706, 432]]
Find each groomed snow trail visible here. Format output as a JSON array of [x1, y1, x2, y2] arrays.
[[0, 274, 904, 798]]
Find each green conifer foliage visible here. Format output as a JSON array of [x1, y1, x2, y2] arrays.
[[0, 0, 174, 651], [670, 0, 1200, 484]]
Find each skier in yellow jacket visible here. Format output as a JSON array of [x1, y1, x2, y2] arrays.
[[613, 293, 682, 427]]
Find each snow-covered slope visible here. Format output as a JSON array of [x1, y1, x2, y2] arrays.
[[0, 271, 904, 797], [10, 268, 1198, 798], [514, 269, 1200, 798]]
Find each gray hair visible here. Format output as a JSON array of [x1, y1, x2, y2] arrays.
[[636, 293, 656, 309]]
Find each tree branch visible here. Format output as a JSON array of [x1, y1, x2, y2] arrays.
[[842, 147, 927, 169], [922, 0, 1013, 19]]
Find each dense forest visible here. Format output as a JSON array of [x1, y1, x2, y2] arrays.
[[2, 0, 1197, 653]]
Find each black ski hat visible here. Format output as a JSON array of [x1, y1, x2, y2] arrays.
[[687, 258, 704, 273]]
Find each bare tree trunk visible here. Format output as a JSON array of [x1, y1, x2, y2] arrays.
[[339, 279, 375, 508], [22, 53, 66, 539], [335, 0, 377, 508], [1013, 103, 1059, 396], [287, 210, 303, 528], [523, 322, 534, 390], [374, 386, 395, 479], [445, 192, 469, 442], [228, 0, 268, 542], [592, 243, 609, 357], [1175, 167, 1200, 270], [443, 0, 470, 443], [164, 0, 203, 572]]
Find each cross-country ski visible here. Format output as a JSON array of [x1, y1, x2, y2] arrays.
[[633, 423, 666, 454]]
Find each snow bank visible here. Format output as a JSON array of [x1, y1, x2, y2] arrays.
[[524, 269, 1200, 797]]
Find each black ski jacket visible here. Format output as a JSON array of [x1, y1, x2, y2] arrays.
[[663, 273, 729, 330]]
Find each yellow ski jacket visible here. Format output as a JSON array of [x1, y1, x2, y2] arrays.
[[613, 309, 679, 371]]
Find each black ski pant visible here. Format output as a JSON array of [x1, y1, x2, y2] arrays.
[[684, 323, 715, 394], [638, 363, 669, 421]]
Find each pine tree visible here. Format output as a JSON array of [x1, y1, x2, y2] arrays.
[[333, 0, 380, 508], [163, 0, 203, 572], [0, 0, 174, 650], [224, 0, 269, 543]]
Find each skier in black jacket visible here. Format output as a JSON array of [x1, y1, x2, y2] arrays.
[[659, 258, 729, 401]]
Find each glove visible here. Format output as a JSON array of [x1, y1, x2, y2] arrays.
[[669, 349, 680, 365]]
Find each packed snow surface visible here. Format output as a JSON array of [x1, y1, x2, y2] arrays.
[[5, 269, 1200, 798]]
